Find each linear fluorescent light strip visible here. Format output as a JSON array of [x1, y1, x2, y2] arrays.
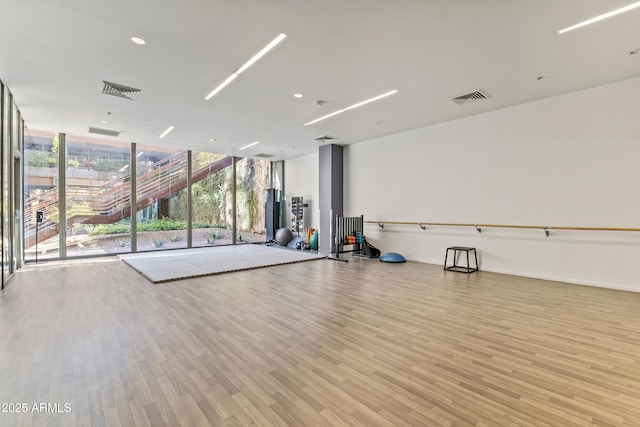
[[239, 141, 260, 151], [159, 126, 174, 138], [559, 1, 640, 34], [205, 33, 287, 100], [304, 90, 398, 126]]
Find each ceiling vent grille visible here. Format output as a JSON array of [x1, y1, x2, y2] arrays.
[[313, 134, 336, 142], [254, 153, 274, 158], [102, 81, 141, 100], [88, 127, 121, 137], [449, 89, 489, 106]]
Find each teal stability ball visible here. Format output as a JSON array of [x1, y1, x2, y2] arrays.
[[380, 252, 406, 263], [309, 231, 318, 250]]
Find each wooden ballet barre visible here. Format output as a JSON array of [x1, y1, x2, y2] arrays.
[[365, 220, 640, 237]]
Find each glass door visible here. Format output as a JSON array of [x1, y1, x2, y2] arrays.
[[13, 155, 23, 270], [1, 83, 9, 286]]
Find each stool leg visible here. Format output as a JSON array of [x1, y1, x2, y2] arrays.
[[467, 250, 470, 273], [444, 249, 449, 270], [474, 249, 478, 271]]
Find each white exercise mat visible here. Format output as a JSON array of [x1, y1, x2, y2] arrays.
[[120, 244, 326, 283]]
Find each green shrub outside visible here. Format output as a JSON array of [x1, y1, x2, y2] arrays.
[[85, 218, 225, 235]]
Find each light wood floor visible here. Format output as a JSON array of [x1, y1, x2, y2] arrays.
[[2, 255, 640, 426]]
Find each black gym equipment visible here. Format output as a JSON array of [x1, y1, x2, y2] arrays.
[[265, 188, 281, 242]]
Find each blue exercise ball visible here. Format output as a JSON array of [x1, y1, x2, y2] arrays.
[[275, 228, 294, 246], [380, 252, 406, 263]]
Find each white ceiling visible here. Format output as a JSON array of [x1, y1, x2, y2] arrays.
[[1, 0, 639, 161]]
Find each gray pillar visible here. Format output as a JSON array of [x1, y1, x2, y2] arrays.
[[319, 144, 343, 253]]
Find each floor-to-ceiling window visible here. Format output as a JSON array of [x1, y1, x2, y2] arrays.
[[1, 82, 8, 283], [21, 128, 273, 262], [135, 144, 188, 251], [190, 151, 233, 247], [11, 100, 23, 271], [65, 134, 131, 256], [23, 129, 61, 261], [1, 80, 25, 286], [236, 158, 269, 244]]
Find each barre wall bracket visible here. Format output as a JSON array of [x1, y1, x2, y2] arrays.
[[419, 223, 426, 230], [543, 227, 550, 237], [474, 224, 482, 234], [377, 222, 384, 229]]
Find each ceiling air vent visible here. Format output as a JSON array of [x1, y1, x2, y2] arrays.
[[254, 153, 274, 158], [102, 81, 141, 100], [88, 127, 120, 137], [313, 134, 336, 142], [449, 89, 490, 106]]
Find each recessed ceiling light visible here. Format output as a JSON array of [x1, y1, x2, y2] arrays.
[[131, 37, 146, 45], [100, 120, 108, 124], [239, 141, 260, 151], [304, 90, 398, 126], [159, 126, 175, 138], [205, 33, 287, 100], [293, 93, 304, 98], [558, 1, 640, 34], [209, 138, 217, 142]]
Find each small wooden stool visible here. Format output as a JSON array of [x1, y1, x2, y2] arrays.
[[444, 247, 478, 273]]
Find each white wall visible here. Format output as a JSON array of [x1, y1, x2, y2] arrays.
[[342, 76, 640, 291], [284, 152, 319, 230]]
